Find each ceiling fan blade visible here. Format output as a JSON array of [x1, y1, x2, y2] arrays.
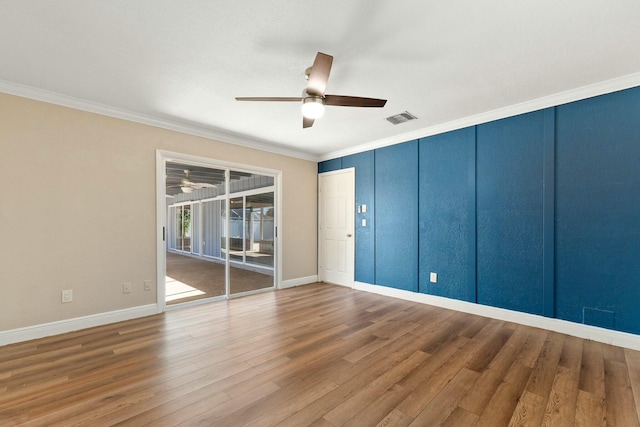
[[324, 95, 387, 107], [306, 52, 333, 96], [303, 116, 315, 128], [235, 97, 302, 102]]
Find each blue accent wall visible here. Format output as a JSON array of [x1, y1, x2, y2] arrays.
[[418, 128, 475, 301], [476, 111, 545, 315], [342, 151, 376, 284], [555, 88, 640, 334], [374, 141, 419, 292], [318, 85, 640, 336], [318, 158, 342, 173]]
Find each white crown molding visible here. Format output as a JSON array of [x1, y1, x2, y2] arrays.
[[0, 304, 159, 347], [0, 79, 319, 162], [354, 282, 640, 351], [321, 72, 640, 161]]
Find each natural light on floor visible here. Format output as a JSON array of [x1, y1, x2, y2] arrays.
[[165, 275, 205, 302]]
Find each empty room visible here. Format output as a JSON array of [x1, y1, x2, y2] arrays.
[[1, 1, 640, 426]]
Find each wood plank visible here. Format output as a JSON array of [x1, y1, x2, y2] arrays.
[[521, 332, 565, 398], [579, 339, 606, 398], [507, 390, 545, 427], [459, 325, 529, 415], [476, 362, 532, 427], [441, 406, 479, 426], [408, 368, 479, 426], [574, 390, 605, 427], [341, 383, 410, 427], [540, 365, 580, 426], [604, 358, 640, 427], [375, 408, 413, 427], [625, 348, 640, 422]]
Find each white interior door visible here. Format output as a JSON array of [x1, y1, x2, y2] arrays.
[[318, 168, 355, 287]]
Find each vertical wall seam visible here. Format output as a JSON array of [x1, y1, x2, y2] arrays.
[[372, 149, 376, 286], [417, 139, 422, 294], [542, 107, 556, 318]]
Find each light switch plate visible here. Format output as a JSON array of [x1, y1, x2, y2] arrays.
[[362, 204, 367, 213], [430, 272, 437, 283]]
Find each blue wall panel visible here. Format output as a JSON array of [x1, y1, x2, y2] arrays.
[[418, 128, 475, 301], [555, 87, 640, 334], [342, 151, 376, 284], [476, 111, 545, 315], [375, 141, 419, 292], [318, 158, 342, 173]]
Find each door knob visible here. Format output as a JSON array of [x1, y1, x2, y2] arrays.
[[347, 234, 352, 237]]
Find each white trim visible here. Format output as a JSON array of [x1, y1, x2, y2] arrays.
[[280, 275, 318, 289], [156, 151, 168, 312], [320, 72, 640, 161], [0, 304, 159, 347], [0, 79, 317, 162], [164, 295, 227, 311], [353, 282, 640, 351]]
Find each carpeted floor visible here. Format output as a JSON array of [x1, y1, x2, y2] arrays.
[[165, 251, 273, 304]]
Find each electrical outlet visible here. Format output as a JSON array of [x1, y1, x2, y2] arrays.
[[144, 280, 152, 291], [62, 289, 73, 303], [123, 282, 132, 294], [430, 272, 438, 283]]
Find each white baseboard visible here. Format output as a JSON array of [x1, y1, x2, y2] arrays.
[[280, 275, 318, 289], [0, 304, 159, 347], [354, 282, 640, 351]]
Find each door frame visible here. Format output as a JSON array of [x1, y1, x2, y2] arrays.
[[318, 168, 355, 288], [156, 149, 282, 312]]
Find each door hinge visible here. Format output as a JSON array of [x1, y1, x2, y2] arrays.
[[162, 226, 165, 241]]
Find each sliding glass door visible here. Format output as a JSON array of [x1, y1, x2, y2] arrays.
[[229, 190, 275, 295], [164, 159, 276, 306]]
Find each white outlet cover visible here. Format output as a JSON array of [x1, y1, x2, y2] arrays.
[[62, 289, 73, 303], [430, 272, 437, 283]]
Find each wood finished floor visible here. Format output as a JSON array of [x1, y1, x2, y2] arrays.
[[2, 283, 640, 426], [166, 252, 273, 304]]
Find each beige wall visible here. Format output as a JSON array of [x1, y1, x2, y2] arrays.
[[0, 93, 318, 330]]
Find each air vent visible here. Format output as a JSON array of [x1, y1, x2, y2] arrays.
[[386, 111, 417, 125]]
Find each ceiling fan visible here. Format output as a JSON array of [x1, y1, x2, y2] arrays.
[[168, 169, 216, 194], [235, 52, 387, 128]]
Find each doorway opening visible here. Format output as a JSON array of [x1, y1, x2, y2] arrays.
[[157, 151, 280, 310]]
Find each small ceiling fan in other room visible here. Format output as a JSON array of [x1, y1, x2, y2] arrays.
[[167, 170, 216, 194], [235, 52, 387, 128]]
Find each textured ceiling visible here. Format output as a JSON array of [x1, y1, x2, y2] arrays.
[[1, 1, 640, 160]]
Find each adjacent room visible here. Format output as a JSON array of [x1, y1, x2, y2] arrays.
[[1, 1, 640, 426], [164, 162, 276, 304]]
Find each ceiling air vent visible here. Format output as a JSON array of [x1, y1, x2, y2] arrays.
[[386, 111, 417, 125]]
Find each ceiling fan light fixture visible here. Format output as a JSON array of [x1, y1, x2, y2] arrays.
[[181, 186, 193, 193], [301, 96, 325, 119]]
